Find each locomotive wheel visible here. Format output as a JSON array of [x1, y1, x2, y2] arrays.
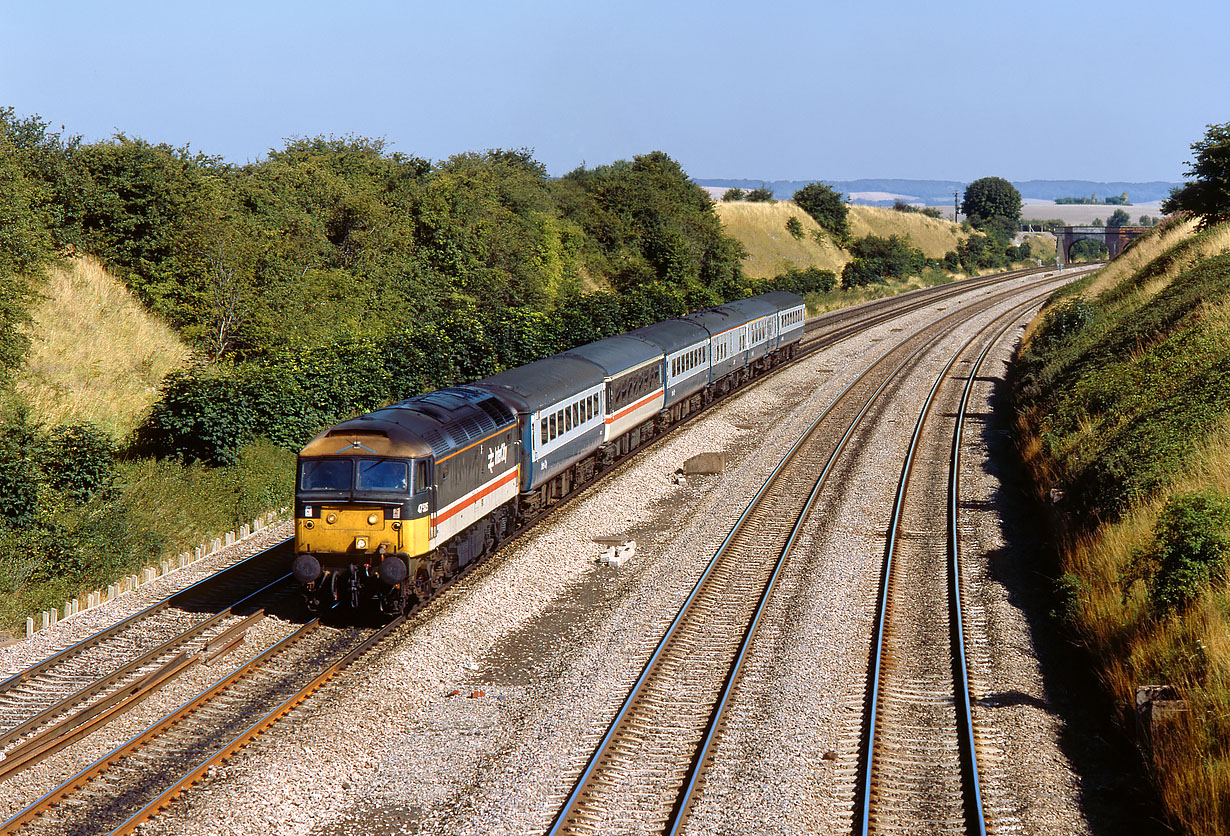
[[414, 567, 432, 600]]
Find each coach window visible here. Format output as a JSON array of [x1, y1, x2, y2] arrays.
[[541, 418, 548, 445], [565, 407, 572, 432], [549, 413, 557, 440]]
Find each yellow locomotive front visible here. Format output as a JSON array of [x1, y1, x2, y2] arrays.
[[293, 427, 434, 614]]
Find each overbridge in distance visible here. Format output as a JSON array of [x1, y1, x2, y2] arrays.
[[1055, 225, 1150, 265]]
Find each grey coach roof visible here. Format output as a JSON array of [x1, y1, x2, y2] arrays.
[[561, 334, 661, 377], [624, 318, 711, 355], [471, 355, 604, 413], [714, 295, 779, 322], [757, 290, 806, 311]]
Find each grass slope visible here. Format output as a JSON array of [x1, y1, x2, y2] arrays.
[[15, 256, 192, 437], [714, 201, 847, 278], [846, 205, 968, 257], [1014, 219, 1230, 834], [715, 201, 969, 279]]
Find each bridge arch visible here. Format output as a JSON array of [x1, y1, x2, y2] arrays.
[[1055, 226, 1149, 265]]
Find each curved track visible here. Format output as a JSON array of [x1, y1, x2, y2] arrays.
[[0, 265, 1085, 835], [857, 293, 1055, 835], [545, 270, 1082, 835]]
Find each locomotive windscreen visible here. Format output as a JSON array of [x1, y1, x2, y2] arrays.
[[299, 459, 351, 491], [357, 459, 409, 491]]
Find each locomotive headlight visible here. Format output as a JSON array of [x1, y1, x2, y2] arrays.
[[355, 537, 368, 550], [367, 513, 380, 526], [326, 513, 338, 525], [304, 521, 314, 530], [391, 522, 402, 531]]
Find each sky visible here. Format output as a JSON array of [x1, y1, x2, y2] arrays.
[[2, 0, 1227, 184]]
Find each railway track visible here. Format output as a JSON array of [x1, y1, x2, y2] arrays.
[[545, 270, 1081, 835], [0, 548, 295, 782], [0, 264, 1083, 835], [856, 292, 1054, 835]]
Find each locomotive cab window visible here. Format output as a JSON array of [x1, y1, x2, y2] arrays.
[[299, 459, 351, 492], [357, 459, 408, 492], [414, 460, 428, 491]]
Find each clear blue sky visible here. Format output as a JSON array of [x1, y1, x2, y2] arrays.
[[2, 0, 1225, 183]]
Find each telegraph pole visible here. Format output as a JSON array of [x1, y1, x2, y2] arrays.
[[953, 190, 959, 223]]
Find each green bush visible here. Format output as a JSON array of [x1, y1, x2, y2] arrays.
[[793, 182, 849, 242], [762, 266, 836, 296], [1034, 296, 1095, 350], [136, 368, 259, 465], [42, 424, 116, 504], [0, 415, 43, 524], [785, 216, 804, 239], [841, 235, 926, 288], [1137, 490, 1230, 612]]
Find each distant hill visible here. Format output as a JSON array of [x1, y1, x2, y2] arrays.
[[697, 178, 1182, 206]]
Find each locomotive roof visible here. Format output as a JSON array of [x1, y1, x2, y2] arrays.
[[471, 354, 605, 413], [624, 318, 711, 354], [560, 334, 661, 377], [298, 386, 515, 460]]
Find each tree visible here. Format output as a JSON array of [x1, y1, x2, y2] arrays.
[[1162, 122, 1230, 229], [1107, 208, 1131, 228], [793, 182, 849, 242], [745, 185, 774, 202], [721, 188, 745, 201], [960, 176, 1022, 237]]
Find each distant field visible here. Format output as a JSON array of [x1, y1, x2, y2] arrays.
[[1019, 200, 1165, 225], [714, 201, 968, 278], [16, 256, 193, 437]]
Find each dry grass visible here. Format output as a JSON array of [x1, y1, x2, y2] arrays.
[[714, 201, 969, 279], [714, 202, 848, 278], [15, 256, 193, 438], [1083, 218, 1202, 299], [1023, 233, 1057, 261], [846, 205, 968, 257]]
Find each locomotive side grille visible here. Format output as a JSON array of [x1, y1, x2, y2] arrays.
[[422, 430, 451, 456], [458, 414, 487, 441]]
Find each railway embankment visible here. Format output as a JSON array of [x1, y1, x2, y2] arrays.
[[1011, 217, 1230, 835]]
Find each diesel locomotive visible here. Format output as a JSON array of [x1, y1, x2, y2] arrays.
[[292, 291, 807, 614]]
